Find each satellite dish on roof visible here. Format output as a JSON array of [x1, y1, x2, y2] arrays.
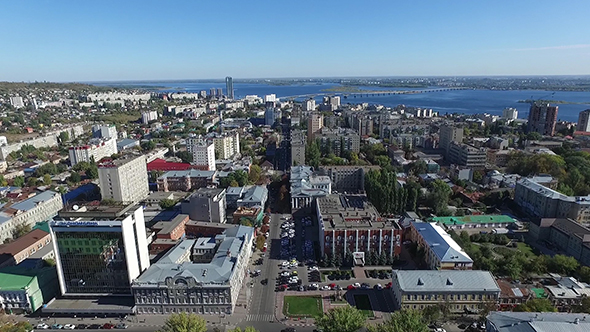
[[72, 205, 79, 211]]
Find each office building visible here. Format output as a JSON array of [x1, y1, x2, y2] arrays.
[[192, 142, 216, 171], [132, 225, 254, 315], [213, 131, 240, 160], [391, 270, 500, 312], [181, 188, 227, 223], [9, 96, 24, 109], [264, 107, 275, 126], [290, 166, 331, 210], [0, 191, 63, 244], [156, 170, 217, 192], [49, 204, 150, 295], [69, 137, 118, 166], [409, 221, 473, 270], [92, 124, 117, 140], [291, 130, 306, 167], [225, 76, 234, 99], [486, 312, 590, 332], [317, 194, 402, 263], [527, 103, 558, 136], [529, 218, 590, 266], [307, 113, 324, 142], [514, 178, 590, 223], [98, 155, 149, 203], [439, 125, 463, 154], [141, 110, 158, 124], [577, 109, 590, 132], [225, 185, 268, 209], [319, 166, 381, 193], [303, 99, 316, 111], [502, 107, 518, 121], [0, 266, 58, 314], [447, 142, 487, 168]]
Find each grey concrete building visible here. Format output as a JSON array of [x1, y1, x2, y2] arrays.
[[181, 188, 227, 223]]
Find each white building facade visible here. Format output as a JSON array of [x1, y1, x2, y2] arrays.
[[69, 137, 118, 166], [192, 142, 216, 171], [98, 156, 149, 203]]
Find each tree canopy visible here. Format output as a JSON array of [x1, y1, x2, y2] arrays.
[[157, 313, 207, 332], [367, 310, 429, 332], [514, 298, 556, 312], [315, 306, 366, 332]]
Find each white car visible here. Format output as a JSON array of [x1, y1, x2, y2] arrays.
[[63, 325, 76, 330], [353, 282, 361, 288], [320, 285, 330, 290], [281, 271, 290, 277], [311, 283, 319, 288], [37, 324, 50, 330]]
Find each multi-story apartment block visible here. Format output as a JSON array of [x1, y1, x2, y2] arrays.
[[391, 270, 500, 312], [316, 127, 361, 154], [156, 170, 217, 192], [141, 110, 158, 124], [303, 99, 316, 111], [192, 142, 216, 171], [98, 155, 149, 203], [50, 204, 150, 295], [307, 113, 323, 142], [9, 96, 24, 109], [213, 131, 240, 159], [514, 178, 590, 223], [319, 165, 380, 193], [447, 142, 487, 168], [69, 137, 118, 166], [0, 229, 52, 268], [92, 124, 117, 139], [439, 125, 463, 154], [0, 125, 84, 160], [409, 221, 473, 270], [181, 188, 227, 223], [0, 191, 63, 244], [502, 107, 518, 121], [527, 103, 558, 136], [577, 109, 590, 133], [317, 194, 402, 263], [529, 218, 590, 266], [291, 130, 306, 167], [132, 225, 254, 315]]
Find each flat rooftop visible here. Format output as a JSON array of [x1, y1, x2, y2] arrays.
[[43, 297, 135, 314], [319, 194, 387, 229], [432, 214, 517, 225], [56, 202, 138, 220]]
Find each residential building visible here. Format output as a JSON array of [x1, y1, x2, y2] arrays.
[[577, 109, 590, 132], [225, 76, 234, 99], [317, 194, 402, 263], [92, 125, 118, 139], [49, 204, 150, 295], [98, 156, 149, 203], [225, 186, 268, 209], [132, 225, 254, 315], [0, 266, 58, 313], [9, 96, 24, 109], [141, 110, 158, 124], [316, 127, 361, 154], [303, 99, 316, 111], [290, 165, 331, 210], [431, 215, 517, 231], [0, 125, 84, 160], [0, 229, 52, 268], [232, 207, 264, 226], [447, 142, 487, 168], [486, 311, 590, 332], [502, 108, 518, 121], [0, 191, 63, 244], [213, 131, 240, 159], [529, 218, 590, 266], [439, 125, 463, 154], [307, 113, 323, 142], [514, 178, 590, 223], [185, 136, 204, 153], [117, 138, 140, 151], [527, 103, 558, 136], [496, 279, 532, 311], [487, 149, 511, 167], [156, 170, 217, 192], [192, 142, 216, 171], [319, 166, 381, 193], [391, 270, 500, 312], [181, 188, 227, 223], [68, 137, 118, 166], [152, 214, 190, 241], [409, 222, 473, 270], [291, 130, 306, 167]]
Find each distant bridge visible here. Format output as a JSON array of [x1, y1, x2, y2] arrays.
[[280, 87, 471, 100]]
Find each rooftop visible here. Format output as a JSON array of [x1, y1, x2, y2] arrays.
[[0, 190, 60, 225], [319, 194, 390, 229], [394, 270, 499, 293], [158, 169, 217, 179], [152, 214, 189, 235], [0, 229, 50, 265], [411, 221, 473, 264], [55, 202, 140, 221], [486, 311, 590, 332], [432, 215, 517, 226], [97, 155, 145, 168]]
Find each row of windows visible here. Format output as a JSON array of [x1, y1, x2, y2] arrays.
[[403, 293, 495, 301]]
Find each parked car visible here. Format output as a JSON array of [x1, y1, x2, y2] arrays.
[[115, 324, 128, 329], [51, 324, 63, 330], [64, 325, 76, 330], [347, 285, 356, 290], [75, 324, 87, 330], [37, 324, 50, 330], [102, 323, 115, 330], [353, 282, 361, 288], [88, 324, 102, 330]]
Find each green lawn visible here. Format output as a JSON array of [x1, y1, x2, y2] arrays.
[[517, 242, 535, 256], [353, 294, 374, 318], [283, 296, 323, 317]]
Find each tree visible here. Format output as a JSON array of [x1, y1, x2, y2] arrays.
[[43, 174, 52, 186], [315, 306, 366, 332], [159, 199, 177, 210], [572, 296, 590, 314], [421, 305, 441, 325], [255, 235, 266, 251], [514, 298, 556, 312], [69, 171, 82, 183], [248, 164, 262, 184], [177, 151, 193, 163], [548, 254, 579, 275], [59, 131, 69, 143], [579, 266, 590, 283], [427, 179, 452, 215], [86, 164, 99, 179], [27, 176, 38, 187], [367, 309, 429, 332], [0, 321, 32, 332], [157, 312, 207, 332], [13, 176, 25, 187], [141, 140, 156, 151], [13, 223, 32, 239], [0, 174, 8, 187]]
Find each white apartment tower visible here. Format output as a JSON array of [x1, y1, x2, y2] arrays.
[[69, 137, 118, 166], [303, 99, 316, 111], [213, 131, 240, 159], [578, 109, 590, 132], [502, 107, 518, 121], [193, 142, 216, 171], [141, 111, 158, 124], [98, 155, 149, 203]]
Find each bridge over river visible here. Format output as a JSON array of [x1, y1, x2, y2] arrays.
[[280, 87, 471, 100]]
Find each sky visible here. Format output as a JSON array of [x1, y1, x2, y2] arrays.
[[1, 0, 589, 82]]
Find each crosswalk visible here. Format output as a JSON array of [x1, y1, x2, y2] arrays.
[[246, 314, 274, 322]]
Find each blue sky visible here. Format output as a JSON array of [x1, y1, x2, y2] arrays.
[[1, 0, 589, 81]]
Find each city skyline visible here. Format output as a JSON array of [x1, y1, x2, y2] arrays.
[[1, 0, 589, 81]]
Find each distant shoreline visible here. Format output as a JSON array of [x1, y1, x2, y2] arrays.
[[517, 99, 590, 105]]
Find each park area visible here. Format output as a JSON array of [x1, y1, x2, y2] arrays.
[[283, 296, 323, 317], [353, 294, 374, 318]]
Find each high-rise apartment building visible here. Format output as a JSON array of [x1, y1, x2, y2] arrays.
[[265, 107, 275, 126], [216, 88, 223, 97], [49, 204, 150, 295], [181, 188, 227, 223], [225, 76, 234, 100], [502, 107, 518, 120], [527, 103, 558, 136], [213, 131, 240, 159], [291, 130, 306, 166], [307, 113, 324, 142], [578, 109, 590, 132], [69, 137, 118, 166], [439, 125, 464, 155], [9, 96, 24, 109], [192, 142, 216, 171], [141, 110, 158, 124], [91, 124, 118, 139], [303, 99, 316, 111], [98, 155, 149, 203]]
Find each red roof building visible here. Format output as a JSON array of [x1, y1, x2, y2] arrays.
[[147, 158, 192, 172]]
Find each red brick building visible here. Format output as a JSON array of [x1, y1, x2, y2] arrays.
[[0, 229, 52, 268]]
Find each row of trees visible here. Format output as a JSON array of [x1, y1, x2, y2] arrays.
[[316, 306, 429, 332], [365, 169, 412, 214]]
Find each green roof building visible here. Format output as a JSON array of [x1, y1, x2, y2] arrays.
[[431, 215, 517, 230], [0, 266, 58, 313]]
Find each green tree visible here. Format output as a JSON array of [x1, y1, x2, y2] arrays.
[[43, 258, 56, 267], [86, 164, 99, 179], [69, 171, 82, 183], [578, 266, 590, 283], [248, 164, 262, 184], [421, 305, 441, 324], [427, 179, 452, 215], [255, 235, 266, 251], [13, 176, 25, 187], [315, 306, 366, 332], [0, 174, 7, 187], [156, 312, 207, 332], [0, 321, 32, 332], [27, 176, 38, 187], [548, 254, 579, 275], [514, 298, 556, 312], [572, 296, 590, 314], [12, 223, 32, 239], [367, 309, 429, 332], [306, 139, 321, 169], [177, 151, 193, 163], [159, 199, 177, 210], [59, 131, 69, 143], [43, 174, 52, 186], [141, 140, 156, 151]]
